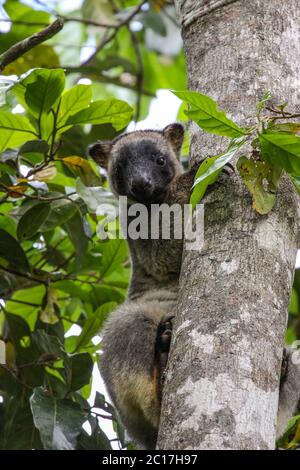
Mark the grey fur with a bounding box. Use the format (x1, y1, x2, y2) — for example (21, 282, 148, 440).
(89, 124, 197, 449)
(277, 347, 300, 440)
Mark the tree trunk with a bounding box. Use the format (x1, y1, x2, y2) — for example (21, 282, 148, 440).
(157, 0, 300, 450)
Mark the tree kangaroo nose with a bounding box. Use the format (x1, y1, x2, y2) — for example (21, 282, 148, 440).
(132, 176, 152, 194)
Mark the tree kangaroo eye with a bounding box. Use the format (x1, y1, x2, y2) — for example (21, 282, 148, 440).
(156, 156, 166, 166)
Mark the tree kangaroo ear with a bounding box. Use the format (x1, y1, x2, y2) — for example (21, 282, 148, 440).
(162, 123, 185, 156)
(87, 141, 113, 169)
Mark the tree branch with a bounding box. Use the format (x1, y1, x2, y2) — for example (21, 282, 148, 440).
(0, 18, 64, 72)
(80, 0, 147, 67)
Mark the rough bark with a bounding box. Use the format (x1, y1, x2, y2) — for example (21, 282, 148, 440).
(0, 18, 64, 72)
(157, 0, 300, 450)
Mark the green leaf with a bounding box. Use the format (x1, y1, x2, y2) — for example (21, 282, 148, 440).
(54, 281, 90, 303)
(173, 91, 247, 138)
(276, 414, 300, 449)
(62, 99, 133, 131)
(73, 302, 117, 352)
(68, 353, 93, 391)
(17, 203, 51, 241)
(62, 156, 101, 187)
(30, 387, 85, 450)
(237, 156, 277, 214)
(41, 200, 77, 232)
(99, 239, 128, 279)
(19, 139, 49, 155)
(0, 228, 30, 271)
(267, 122, 300, 135)
(31, 330, 64, 359)
(0, 402, 43, 450)
(2, 1, 50, 53)
(78, 426, 112, 450)
(13, 69, 65, 118)
(82, 0, 116, 23)
(57, 85, 93, 127)
(76, 178, 115, 213)
(63, 211, 89, 269)
(5, 286, 44, 328)
(3, 45, 59, 77)
(190, 157, 222, 209)
(291, 175, 300, 196)
(190, 139, 244, 208)
(259, 133, 300, 176)
(141, 11, 167, 36)
(0, 111, 37, 152)
(4, 313, 44, 387)
(257, 91, 272, 113)
(91, 285, 125, 308)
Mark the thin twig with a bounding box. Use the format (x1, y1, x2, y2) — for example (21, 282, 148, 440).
(62, 16, 117, 28)
(81, 0, 147, 67)
(54, 253, 75, 271)
(162, 6, 179, 27)
(268, 114, 300, 122)
(0, 16, 117, 28)
(0, 264, 42, 285)
(34, 236, 67, 269)
(0, 364, 33, 390)
(0, 18, 64, 72)
(0, 183, 76, 202)
(61, 65, 155, 97)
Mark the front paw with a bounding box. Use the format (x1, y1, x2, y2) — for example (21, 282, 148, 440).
(157, 315, 173, 352)
(280, 348, 289, 384)
(156, 315, 174, 371)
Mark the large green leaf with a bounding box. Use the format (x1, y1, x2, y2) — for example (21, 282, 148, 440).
(259, 133, 300, 176)
(41, 200, 77, 232)
(31, 330, 64, 360)
(174, 91, 247, 138)
(190, 139, 244, 208)
(17, 203, 51, 241)
(0, 228, 30, 271)
(13, 69, 65, 118)
(73, 302, 117, 352)
(57, 85, 93, 127)
(0, 397, 43, 450)
(5, 285, 44, 328)
(61, 99, 133, 131)
(99, 239, 128, 279)
(91, 285, 125, 307)
(0, 111, 37, 152)
(67, 353, 93, 391)
(30, 387, 85, 450)
(76, 179, 115, 213)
